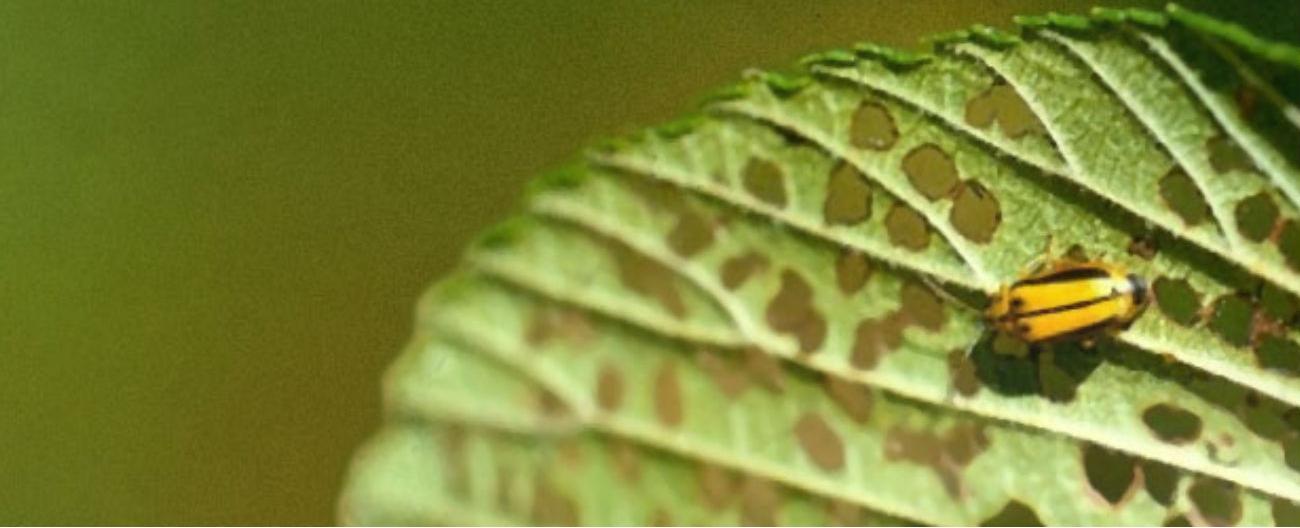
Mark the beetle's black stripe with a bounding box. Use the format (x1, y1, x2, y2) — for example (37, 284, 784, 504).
(1029, 315, 1119, 343)
(1017, 292, 1119, 318)
(1015, 266, 1111, 286)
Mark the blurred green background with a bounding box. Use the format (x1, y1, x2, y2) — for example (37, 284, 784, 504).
(2, 1, 1287, 524)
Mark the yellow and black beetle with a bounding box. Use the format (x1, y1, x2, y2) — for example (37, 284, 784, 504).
(986, 260, 1150, 345)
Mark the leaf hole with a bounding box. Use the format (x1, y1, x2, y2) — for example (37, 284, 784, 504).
(849, 100, 898, 151)
(1187, 477, 1242, 527)
(742, 157, 788, 208)
(884, 203, 930, 251)
(1082, 444, 1140, 507)
(901, 143, 959, 200)
(824, 162, 873, 225)
(1141, 403, 1203, 444)
(1158, 168, 1211, 226)
(950, 180, 1002, 243)
(1152, 276, 1202, 326)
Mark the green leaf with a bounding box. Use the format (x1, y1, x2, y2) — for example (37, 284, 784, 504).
(343, 5, 1300, 526)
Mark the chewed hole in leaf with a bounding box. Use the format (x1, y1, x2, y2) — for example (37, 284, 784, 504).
(609, 440, 641, 484)
(697, 464, 737, 511)
(1282, 435, 1300, 475)
(1158, 168, 1210, 226)
(720, 251, 769, 290)
(1141, 460, 1180, 507)
(696, 349, 750, 397)
(824, 162, 872, 225)
(885, 203, 930, 251)
(898, 280, 946, 331)
(979, 500, 1043, 527)
(609, 241, 687, 318)
(950, 180, 1002, 244)
(835, 250, 873, 295)
(901, 143, 959, 200)
(884, 423, 988, 498)
(743, 157, 789, 208)
(1082, 444, 1140, 506)
(532, 478, 580, 527)
(535, 389, 569, 420)
(1258, 282, 1299, 322)
(766, 269, 828, 354)
(1153, 276, 1202, 326)
(826, 500, 867, 527)
(793, 412, 846, 472)
(1242, 395, 1291, 440)
(963, 82, 1043, 139)
(526, 305, 595, 346)
(851, 315, 906, 370)
(595, 363, 625, 412)
(653, 362, 683, 427)
(666, 208, 715, 257)
(1206, 135, 1257, 174)
(1142, 403, 1204, 444)
(744, 347, 789, 394)
(1280, 220, 1300, 271)
(948, 349, 982, 397)
(1274, 499, 1300, 526)
(1233, 192, 1279, 242)
(1209, 294, 1255, 348)
(739, 476, 783, 526)
(849, 100, 897, 151)
(823, 375, 874, 424)
(1187, 478, 1242, 527)
(1256, 336, 1300, 376)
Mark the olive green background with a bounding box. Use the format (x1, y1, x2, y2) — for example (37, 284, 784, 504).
(1, 1, 1287, 524)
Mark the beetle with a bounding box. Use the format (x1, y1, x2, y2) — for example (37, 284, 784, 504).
(986, 260, 1150, 346)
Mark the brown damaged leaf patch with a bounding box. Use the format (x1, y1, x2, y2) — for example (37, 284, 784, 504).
(902, 143, 960, 201)
(525, 305, 595, 347)
(850, 314, 908, 370)
(964, 82, 1044, 139)
(793, 412, 846, 472)
(744, 347, 788, 394)
(697, 464, 738, 511)
(885, 203, 930, 251)
(720, 251, 770, 290)
(595, 363, 625, 412)
(696, 349, 751, 398)
(743, 157, 789, 208)
(950, 180, 1002, 244)
(835, 250, 874, 295)
(653, 362, 684, 427)
(824, 162, 873, 225)
(898, 280, 946, 331)
(1082, 444, 1141, 507)
(849, 100, 898, 151)
(824, 375, 874, 424)
(765, 269, 828, 354)
(1141, 459, 1180, 507)
(739, 476, 784, 526)
(1142, 403, 1204, 445)
(884, 422, 989, 498)
(666, 208, 716, 257)
(610, 241, 688, 319)
(980, 500, 1044, 527)
(532, 477, 580, 526)
(1187, 477, 1243, 527)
